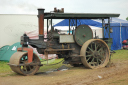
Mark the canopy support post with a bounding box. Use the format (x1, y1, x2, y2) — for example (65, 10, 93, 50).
(102, 19, 104, 38)
(51, 19, 53, 32)
(69, 19, 70, 35)
(47, 19, 48, 34)
(108, 18, 110, 38)
(76, 19, 77, 29)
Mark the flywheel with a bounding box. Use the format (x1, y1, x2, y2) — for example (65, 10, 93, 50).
(80, 39, 110, 69)
(74, 25, 93, 46)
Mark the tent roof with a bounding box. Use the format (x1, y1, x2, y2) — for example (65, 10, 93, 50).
(94, 18, 128, 26)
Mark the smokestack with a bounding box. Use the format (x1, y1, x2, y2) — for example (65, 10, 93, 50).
(38, 8, 45, 40)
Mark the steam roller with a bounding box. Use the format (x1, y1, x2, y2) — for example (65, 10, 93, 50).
(8, 7, 120, 75)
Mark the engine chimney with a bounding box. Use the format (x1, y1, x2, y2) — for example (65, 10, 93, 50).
(38, 8, 45, 40)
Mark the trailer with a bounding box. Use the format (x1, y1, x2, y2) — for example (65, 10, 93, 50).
(8, 8, 120, 75)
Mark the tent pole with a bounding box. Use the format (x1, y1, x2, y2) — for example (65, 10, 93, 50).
(120, 22, 122, 48)
(76, 19, 77, 29)
(102, 19, 104, 38)
(51, 19, 53, 32)
(47, 19, 48, 34)
(108, 18, 110, 38)
(69, 19, 70, 35)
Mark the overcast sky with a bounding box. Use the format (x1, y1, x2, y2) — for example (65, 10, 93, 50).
(0, 0, 127, 20)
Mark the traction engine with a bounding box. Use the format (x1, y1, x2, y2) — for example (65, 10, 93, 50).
(8, 8, 120, 75)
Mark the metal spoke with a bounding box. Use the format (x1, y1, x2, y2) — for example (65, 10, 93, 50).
(23, 66, 26, 71)
(98, 47, 102, 52)
(100, 49, 105, 60)
(86, 51, 90, 53)
(98, 58, 103, 64)
(96, 44, 100, 50)
(102, 55, 106, 60)
(87, 56, 92, 62)
(100, 50, 104, 55)
(86, 55, 93, 57)
(90, 58, 94, 66)
(25, 68, 27, 73)
(99, 55, 103, 58)
(95, 42, 97, 51)
(88, 46, 93, 52)
(28, 66, 31, 71)
(29, 66, 34, 71)
(91, 58, 94, 63)
(93, 60, 96, 66)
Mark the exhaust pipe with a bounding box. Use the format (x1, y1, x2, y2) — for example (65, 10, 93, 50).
(38, 8, 45, 40)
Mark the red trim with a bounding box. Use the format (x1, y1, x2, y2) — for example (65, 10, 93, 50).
(17, 47, 33, 63)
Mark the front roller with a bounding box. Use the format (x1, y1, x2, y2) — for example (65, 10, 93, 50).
(9, 52, 41, 76)
(80, 39, 110, 69)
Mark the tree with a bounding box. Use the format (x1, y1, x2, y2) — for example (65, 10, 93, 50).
(126, 17, 128, 21)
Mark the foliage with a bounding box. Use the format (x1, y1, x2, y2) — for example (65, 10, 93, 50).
(126, 17, 128, 21)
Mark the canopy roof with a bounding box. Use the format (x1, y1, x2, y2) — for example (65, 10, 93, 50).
(44, 13, 120, 19)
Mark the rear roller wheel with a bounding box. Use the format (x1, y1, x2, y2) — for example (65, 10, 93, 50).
(9, 52, 40, 75)
(80, 39, 110, 69)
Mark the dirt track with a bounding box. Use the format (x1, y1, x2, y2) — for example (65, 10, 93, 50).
(0, 59, 128, 85)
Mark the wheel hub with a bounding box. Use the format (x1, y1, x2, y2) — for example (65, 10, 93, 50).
(93, 51, 99, 58)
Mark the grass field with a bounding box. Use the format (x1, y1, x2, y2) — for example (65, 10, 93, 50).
(111, 50, 128, 61)
(0, 50, 128, 74)
(39, 58, 64, 72)
(0, 61, 12, 73)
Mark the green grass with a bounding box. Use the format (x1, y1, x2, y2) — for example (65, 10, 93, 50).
(39, 58, 64, 72)
(0, 61, 12, 73)
(111, 50, 128, 61)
